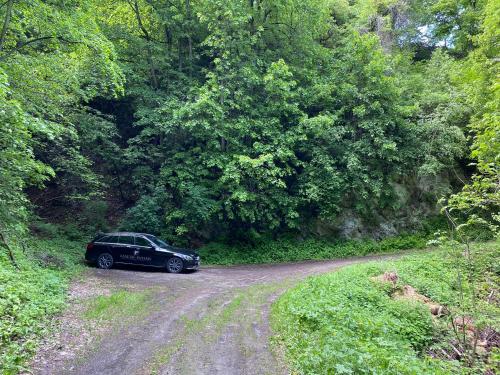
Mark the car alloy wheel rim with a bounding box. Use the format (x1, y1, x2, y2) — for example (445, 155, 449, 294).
(98, 254, 112, 268)
(169, 258, 182, 272)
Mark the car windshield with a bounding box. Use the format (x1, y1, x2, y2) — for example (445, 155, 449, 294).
(146, 235, 169, 248)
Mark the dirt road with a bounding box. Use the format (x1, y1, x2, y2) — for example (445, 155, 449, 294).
(29, 255, 396, 375)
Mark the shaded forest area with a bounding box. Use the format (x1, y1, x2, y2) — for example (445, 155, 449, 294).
(0, 0, 498, 246)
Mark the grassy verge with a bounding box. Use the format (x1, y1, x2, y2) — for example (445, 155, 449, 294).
(199, 233, 427, 265)
(271, 240, 500, 374)
(0, 236, 84, 374)
(84, 290, 152, 321)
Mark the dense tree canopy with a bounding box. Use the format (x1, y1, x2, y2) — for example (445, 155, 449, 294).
(0, 0, 497, 244)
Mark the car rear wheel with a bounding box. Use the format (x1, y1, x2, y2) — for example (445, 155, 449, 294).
(166, 257, 183, 273)
(97, 252, 114, 269)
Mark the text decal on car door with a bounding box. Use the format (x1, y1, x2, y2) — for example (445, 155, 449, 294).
(120, 254, 152, 262)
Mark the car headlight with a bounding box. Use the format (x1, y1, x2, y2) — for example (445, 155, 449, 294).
(177, 254, 193, 261)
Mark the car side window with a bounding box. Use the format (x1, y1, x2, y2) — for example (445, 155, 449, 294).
(119, 236, 135, 245)
(135, 237, 151, 247)
(97, 236, 110, 243)
(107, 236, 120, 244)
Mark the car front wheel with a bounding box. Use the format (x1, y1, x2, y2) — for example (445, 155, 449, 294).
(97, 252, 114, 269)
(166, 257, 183, 273)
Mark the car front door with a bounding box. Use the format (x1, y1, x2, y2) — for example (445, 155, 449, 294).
(134, 236, 158, 266)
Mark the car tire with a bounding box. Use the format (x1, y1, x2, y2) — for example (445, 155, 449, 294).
(97, 252, 114, 269)
(166, 257, 183, 273)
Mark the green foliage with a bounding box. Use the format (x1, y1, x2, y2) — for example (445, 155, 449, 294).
(111, 0, 471, 242)
(79, 200, 110, 233)
(117, 13, 467, 242)
(199, 233, 427, 265)
(31, 221, 89, 242)
(0, 236, 83, 374)
(0, 1, 497, 372)
(271, 241, 500, 374)
(445, 0, 499, 227)
(1, 0, 490, 243)
(0, 70, 53, 234)
(0, 0, 124, 238)
(120, 193, 167, 236)
(430, 0, 486, 54)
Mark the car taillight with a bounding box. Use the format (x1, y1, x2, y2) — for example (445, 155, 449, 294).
(86, 243, 94, 251)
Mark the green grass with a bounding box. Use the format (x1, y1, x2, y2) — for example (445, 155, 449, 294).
(0, 236, 84, 375)
(84, 290, 152, 321)
(199, 233, 427, 265)
(271, 241, 500, 374)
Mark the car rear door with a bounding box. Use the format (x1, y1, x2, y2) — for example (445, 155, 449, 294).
(95, 235, 120, 257)
(116, 235, 138, 264)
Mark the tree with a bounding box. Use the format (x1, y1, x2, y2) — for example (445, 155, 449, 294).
(0, 0, 124, 225)
(446, 0, 499, 229)
(0, 69, 53, 263)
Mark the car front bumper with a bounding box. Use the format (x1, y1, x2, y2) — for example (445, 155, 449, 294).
(184, 258, 200, 270)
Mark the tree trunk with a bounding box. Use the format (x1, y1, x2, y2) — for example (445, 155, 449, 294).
(0, 231, 19, 270)
(165, 26, 173, 52)
(147, 45, 159, 89)
(186, 0, 193, 77)
(131, 0, 158, 89)
(0, 0, 14, 52)
(178, 37, 183, 71)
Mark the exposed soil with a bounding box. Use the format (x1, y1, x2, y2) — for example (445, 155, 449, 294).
(28, 255, 401, 375)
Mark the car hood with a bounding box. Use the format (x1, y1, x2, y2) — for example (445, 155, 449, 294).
(159, 245, 198, 257)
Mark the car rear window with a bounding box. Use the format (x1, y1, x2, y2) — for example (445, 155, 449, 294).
(96, 236, 120, 243)
(107, 236, 120, 243)
(92, 234, 106, 242)
(135, 237, 151, 247)
(119, 236, 135, 245)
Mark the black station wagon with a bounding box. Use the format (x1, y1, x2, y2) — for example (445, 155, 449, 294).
(85, 232, 200, 273)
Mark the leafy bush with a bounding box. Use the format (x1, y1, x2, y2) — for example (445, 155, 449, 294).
(31, 221, 88, 242)
(79, 200, 109, 233)
(120, 194, 166, 236)
(199, 233, 427, 265)
(271, 241, 500, 374)
(30, 221, 60, 239)
(0, 237, 83, 374)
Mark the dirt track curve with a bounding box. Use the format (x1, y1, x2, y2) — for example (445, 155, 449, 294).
(29, 254, 399, 375)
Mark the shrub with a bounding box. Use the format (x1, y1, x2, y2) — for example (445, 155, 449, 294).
(0, 237, 83, 374)
(198, 233, 427, 265)
(120, 195, 166, 236)
(79, 200, 109, 233)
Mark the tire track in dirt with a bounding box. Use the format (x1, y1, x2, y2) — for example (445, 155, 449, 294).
(29, 254, 404, 375)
